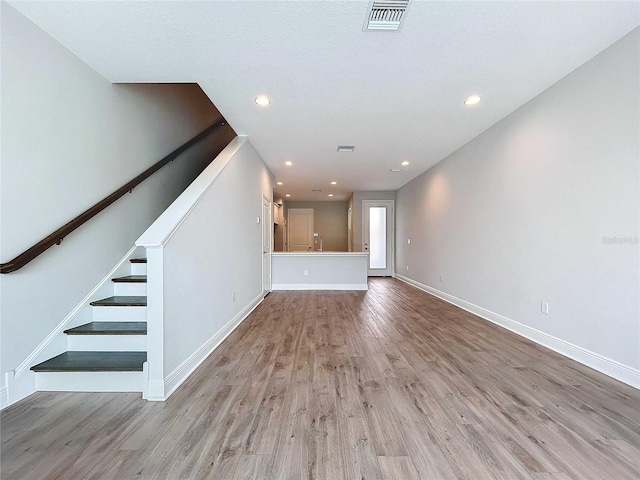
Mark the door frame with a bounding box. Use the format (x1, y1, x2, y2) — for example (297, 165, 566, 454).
(262, 195, 272, 295)
(362, 200, 394, 276)
(348, 207, 353, 252)
(287, 208, 315, 252)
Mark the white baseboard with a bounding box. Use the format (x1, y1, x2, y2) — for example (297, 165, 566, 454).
(0, 386, 7, 410)
(3, 370, 38, 410)
(163, 292, 265, 399)
(395, 274, 640, 389)
(272, 283, 368, 291)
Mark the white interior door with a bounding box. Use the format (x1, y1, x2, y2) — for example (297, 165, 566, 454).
(262, 196, 272, 294)
(363, 200, 394, 276)
(288, 208, 314, 251)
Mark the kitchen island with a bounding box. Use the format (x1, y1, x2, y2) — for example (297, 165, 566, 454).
(271, 252, 368, 290)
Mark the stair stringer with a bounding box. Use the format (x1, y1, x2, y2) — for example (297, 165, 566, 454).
(2, 245, 143, 409)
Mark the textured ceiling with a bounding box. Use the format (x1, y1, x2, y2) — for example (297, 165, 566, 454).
(9, 1, 640, 201)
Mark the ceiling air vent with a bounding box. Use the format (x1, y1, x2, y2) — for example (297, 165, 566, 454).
(337, 145, 355, 152)
(364, 0, 409, 31)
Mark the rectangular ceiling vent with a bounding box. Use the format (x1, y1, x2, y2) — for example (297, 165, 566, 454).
(337, 145, 355, 152)
(364, 0, 409, 31)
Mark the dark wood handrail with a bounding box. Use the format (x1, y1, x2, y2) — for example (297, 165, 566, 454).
(1, 119, 228, 274)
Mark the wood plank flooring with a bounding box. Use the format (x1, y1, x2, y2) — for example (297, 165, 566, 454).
(2, 278, 639, 479)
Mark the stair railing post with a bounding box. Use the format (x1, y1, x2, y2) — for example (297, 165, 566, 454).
(143, 246, 165, 400)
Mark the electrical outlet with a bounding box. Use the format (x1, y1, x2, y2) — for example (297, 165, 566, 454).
(304, 269, 309, 276)
(440, 275, 444, 283)
(407, 238, 411, 245)
(406, 265, 409, 270)
(232, 292, 236, 302)
(541, 301, 549, 314)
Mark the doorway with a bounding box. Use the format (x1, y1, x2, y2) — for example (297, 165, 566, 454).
(348, 207, 352, 252)
(262, 195, 272, 294)
(288, 208, 314, 251)
(362, 200, 394, 276)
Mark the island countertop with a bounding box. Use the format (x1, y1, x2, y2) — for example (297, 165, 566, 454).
(271, 251, 368, 256)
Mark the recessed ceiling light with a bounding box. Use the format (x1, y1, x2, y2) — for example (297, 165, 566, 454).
(337, 145, 355, 152)
(390, 168, 401, 172)
(401, 161, 410, 166)
(328, 194, 334, 197)
(284, 161, 293, 166)
(285, 193, 291, 197)
(255, 95, 270, 106)
(464, 94, 482, 106)
(330, 181, 337, 185)
(276, 181, 283, 185)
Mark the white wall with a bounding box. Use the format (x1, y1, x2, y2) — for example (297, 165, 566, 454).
(0, 3, 234, 398)
(161, 139, 273, 382)
(396, 29, 639, 382)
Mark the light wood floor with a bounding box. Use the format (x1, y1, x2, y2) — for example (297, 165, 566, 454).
(2, 278, 639, 479)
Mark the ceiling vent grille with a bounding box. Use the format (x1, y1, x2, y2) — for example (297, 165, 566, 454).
(365, 0, 409, 31)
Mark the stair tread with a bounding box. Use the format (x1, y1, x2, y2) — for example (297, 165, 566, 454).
(90, 296, 147, 307)
(64, 322, 147, 335)
(112, 275, 147, 283)
(130, 258, 147, 263)
(31, 351, 146, 372)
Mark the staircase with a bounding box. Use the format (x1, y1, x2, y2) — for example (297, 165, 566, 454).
(31, 257, 148, 394)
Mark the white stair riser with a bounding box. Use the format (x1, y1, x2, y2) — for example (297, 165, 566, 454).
(35, 371, 143, 392)
(130, 263, 147, 275)
(93, 306, 146, 321)
(67, 335, 147, 352)
(113, 282, 147, 296)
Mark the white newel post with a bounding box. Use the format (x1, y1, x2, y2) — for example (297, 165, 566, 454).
(143, 246, 165, 400)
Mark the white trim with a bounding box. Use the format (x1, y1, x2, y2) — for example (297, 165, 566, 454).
(395, 274, 640, 389)
(136, 136, 248, 248)
(34, 371, 144, 392)
(13, 246, 137, 378)
(3, 370, 36, 410)
(67, 334, 146, 351)
(144, 246, 165, 401)
(92, 305, 147, 321)
(262, 194, 272, 295)
(272, 283, 369, 291)
(0, 386, 7, 410)
(146, 380, 166, 402)
(142, 362, 149, 400)
(163, 293, 265, 400)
